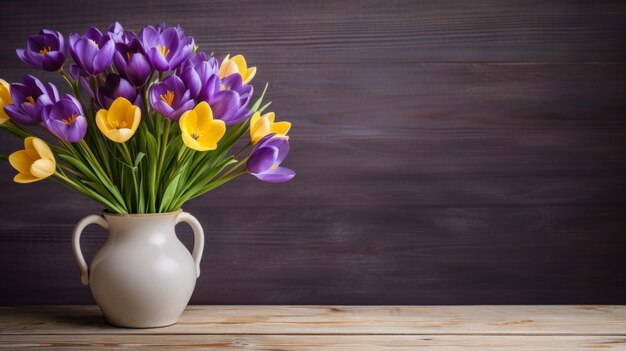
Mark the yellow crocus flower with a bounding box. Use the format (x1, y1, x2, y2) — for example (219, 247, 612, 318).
(249, 111, 291, 144)
(95, 97, 141, 143)
(219, 54, 257, 85)
(0, 79, 12, 124)
(179, 101, 225, 151)
(9, 137, 56, 183)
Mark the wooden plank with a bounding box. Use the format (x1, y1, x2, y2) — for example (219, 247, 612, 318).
(1, 335, 625, 350)
(0, 0, 625, 64)
(1, 306, 624, 335)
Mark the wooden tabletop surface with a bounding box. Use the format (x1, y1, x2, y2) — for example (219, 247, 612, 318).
(0, 305, 625, 350)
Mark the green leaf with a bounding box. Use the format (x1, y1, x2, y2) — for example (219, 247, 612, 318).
(249, 83, 269, 113)
(159, 173, 181, 212)
(178, 158, 237, 207)
(145, 130, 158, 213)
(257, 101, 272, 114)
(134, 152, 146, 169)
(58, 154, 98, 181)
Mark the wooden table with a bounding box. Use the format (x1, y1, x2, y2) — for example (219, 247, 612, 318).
(0, 306, 624, 350)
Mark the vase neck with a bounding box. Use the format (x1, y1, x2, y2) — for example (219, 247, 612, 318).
(102, 212, 180, 240)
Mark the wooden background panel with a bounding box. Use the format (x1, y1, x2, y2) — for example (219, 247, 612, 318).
(0, 0, 625, 304)
(0, 0, 625, 64)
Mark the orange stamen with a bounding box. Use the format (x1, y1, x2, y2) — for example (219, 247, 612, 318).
(160, 90, 175, 107)
(62, 113, 78, 126)
(25, 96, 36, 105)
(157, 45, 170, 57)
(39, 46, 53, 55)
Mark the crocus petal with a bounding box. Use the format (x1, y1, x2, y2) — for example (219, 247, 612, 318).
(92, 40, 115, 73)
(273, 137, 291, 165)
(247, 146, 279, 174)
(196, 120, 225, 150)
(16, 49, 33, 66)
(126, 53, 151, 86)
(105, 128, 136, 143)
(242, 67, 257, 85)
(272, 121, 291, 136)
(210, 90, 239, 122)
(108, 96, 132, 121)
(169, 99, 195, 120)
(181, 66, 202, 98)
(0, 79, 11, 123)
(148, 48, 169, 71)
(30, 158, 56, 178)
(31, 137, 55, 161)
(250, 111, 270, 143)
(4, 105, 38, 125)
(141, 26, 160, 47)
(8, 150, 33, 175)
(96, 109, 111, 133)
(41, 51, 65, 71)
(63, 116, 88, 142)
(14, 173, 41, 183)
(254, 166, 295, 183)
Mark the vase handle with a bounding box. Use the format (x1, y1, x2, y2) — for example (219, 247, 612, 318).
(176, 212, 205, 278)
(72, 214, 108, 285)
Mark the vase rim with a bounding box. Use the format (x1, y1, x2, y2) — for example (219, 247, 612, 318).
(102, 209, 183, 217)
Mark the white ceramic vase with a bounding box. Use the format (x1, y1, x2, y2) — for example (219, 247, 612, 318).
(72, 210, 204, 328)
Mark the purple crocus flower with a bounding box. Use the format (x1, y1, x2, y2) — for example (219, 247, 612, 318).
(141, 24, 194, 71)
(69, 27, 115, 76)
(179, 56, 219, 99)
(178, 51, 214, 73)
(148, 74, 194, 120)
(197, 73, 252, 125)
(4, 75, 59, 125)
(97, 74, 140, 109)
(246, 134, 295, 183)
(42, 95, 87, 142)
(220, 73, 253, 124)
(107, 22, 133, 44)
(113, 38, 152, 87)
(16, 29, 66, 71)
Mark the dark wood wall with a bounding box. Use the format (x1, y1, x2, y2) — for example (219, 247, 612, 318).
(0, 0, 625, 305)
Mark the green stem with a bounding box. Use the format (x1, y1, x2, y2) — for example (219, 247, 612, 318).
(217, 157, 249, 180)
(78, 140, 127, 211)
(3, 121, 31, 139)
(155, 118, 171, 194)
(53, 172, 124, 213)
(79, 140, 109, 181)
(233, 142, 252, 160)
(166, 147, 193, 184)
(121, 142, 139, 210)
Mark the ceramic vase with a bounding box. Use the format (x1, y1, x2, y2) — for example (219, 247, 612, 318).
(72, 210, 204, 328)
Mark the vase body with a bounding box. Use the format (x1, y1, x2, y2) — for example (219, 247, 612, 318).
(72, 211, 204, 328)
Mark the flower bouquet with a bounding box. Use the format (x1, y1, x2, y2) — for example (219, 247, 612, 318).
(1, 22, 294, 213)
(0, 22, 294, 328)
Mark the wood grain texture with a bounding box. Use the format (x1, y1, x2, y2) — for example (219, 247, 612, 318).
(2, 305, 625, 335)
(1, 0, 626, 304)
(2, 335, 626, 350)
(0, 306, 625, 350)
